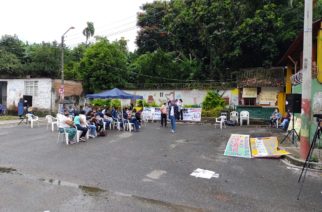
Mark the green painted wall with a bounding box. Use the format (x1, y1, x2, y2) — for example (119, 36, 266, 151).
(292, 79, 322, 142)
(236, 106, 276, 121)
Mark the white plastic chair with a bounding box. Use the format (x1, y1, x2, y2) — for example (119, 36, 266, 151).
(215, 115, 227, 130)
(124, 122, 135, 132)
(103, 121, 112, 131)
(45, 115, 58, 132)
(57, 128, 70, 145)
(240, 111, 250, 126)
(112, 119, 122, 130)
(76, 129, 88, 142)
(230, 111, 239, 124)
(56, 114, 76, 145)
(25, 114, 39, 128)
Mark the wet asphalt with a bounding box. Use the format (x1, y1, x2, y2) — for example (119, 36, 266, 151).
(0, 122, 321, 212)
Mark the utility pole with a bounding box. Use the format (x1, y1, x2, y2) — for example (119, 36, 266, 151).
(300, 0, 313, 159)
(59, 26, 75, 113)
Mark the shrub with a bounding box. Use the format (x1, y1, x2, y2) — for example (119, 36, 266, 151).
(90, 99, 111, 107)
(111, 99, 121, 108)
(184, 104, 200, 108)
(202, 91, 226, 110)
(201, 106, 223, 117)
(136, 99, 159, 107)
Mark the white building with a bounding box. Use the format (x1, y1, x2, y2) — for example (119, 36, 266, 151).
(0, 78, 83, 113)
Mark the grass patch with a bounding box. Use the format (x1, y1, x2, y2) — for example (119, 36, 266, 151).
(0, 116, 19, 121)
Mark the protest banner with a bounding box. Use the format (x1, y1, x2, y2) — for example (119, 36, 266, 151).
(143, 107, 202, 122)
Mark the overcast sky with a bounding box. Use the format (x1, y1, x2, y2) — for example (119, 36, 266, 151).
(0, 0, 155, 51)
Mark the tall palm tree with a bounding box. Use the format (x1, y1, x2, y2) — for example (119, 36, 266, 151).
(83, 22, 95, 46)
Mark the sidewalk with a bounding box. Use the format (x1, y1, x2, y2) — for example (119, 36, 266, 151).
(276, 130, 322, 170)
(0, 117, 46, 127)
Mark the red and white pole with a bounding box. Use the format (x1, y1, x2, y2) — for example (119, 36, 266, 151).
(300, 0, 313, 159)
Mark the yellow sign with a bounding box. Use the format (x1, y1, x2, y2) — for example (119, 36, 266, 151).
(242, 88, 257, 98)
(259, 90, 278, 104)
(250, 137, 290, 158)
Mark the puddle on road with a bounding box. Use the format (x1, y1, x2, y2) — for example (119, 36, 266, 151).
(79, 185, 106, 196)
(132, 195, 203, 212)
(0, 167, 16, 174)
(39, 178, 106, 197)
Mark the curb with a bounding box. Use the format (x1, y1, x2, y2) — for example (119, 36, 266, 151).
(281, 153, 322, 170)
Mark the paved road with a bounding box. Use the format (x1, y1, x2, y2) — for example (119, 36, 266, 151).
(0, 123, 321, 211)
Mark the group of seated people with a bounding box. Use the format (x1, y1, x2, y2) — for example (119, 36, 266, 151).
(58, 106, 142, 144)
(270, 108, 291, 131)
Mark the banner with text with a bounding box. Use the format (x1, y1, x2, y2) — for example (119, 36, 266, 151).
(142, 107, 202, 122)
(250, 137, 290, 158)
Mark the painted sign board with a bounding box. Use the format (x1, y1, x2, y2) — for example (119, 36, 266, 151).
(250, 137, 290, 158)
(224, 134, 251, 158)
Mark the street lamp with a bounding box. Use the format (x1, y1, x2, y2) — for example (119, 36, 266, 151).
(59, 26, 75, 113)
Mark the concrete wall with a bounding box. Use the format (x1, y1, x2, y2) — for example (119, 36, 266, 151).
(292, 79, 322, 141)
(4, 78, 52, 110)
(125, 89, 239, 107)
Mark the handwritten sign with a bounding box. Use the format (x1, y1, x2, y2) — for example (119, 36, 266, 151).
(250, 137, 290, 158)
(258, 90, 278, 104)
(224, 134, 251, 158)
(242, 88, 257, 98)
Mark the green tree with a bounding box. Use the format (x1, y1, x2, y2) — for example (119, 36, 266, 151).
(78, 38, 129, 92)
(64, 43, 87, 80)
(0, 49, 22, 75)
(83, 22, 95, 46)
(130, 49, 200, 85)
(0, 34, 25, 62)
(136, 1, 172, 54)
(24, 42, 61, 77)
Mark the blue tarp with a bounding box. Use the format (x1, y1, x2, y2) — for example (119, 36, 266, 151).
(86, 88, 143, 100)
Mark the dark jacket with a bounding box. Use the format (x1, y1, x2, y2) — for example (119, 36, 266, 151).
(168, 104, 179, 119)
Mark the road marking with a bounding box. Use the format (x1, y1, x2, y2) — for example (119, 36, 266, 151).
(190, 168, 219, 179)
(146, 170, 167, 180)
(170, 144, 178, 149)
(175, 139, 187, 143)
(142, 178, 154, 182)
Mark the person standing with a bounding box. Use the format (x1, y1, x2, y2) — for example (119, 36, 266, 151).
(178, 99, 183, 120)
(169, 101, 178, 133)
(160, 103, 167, 127)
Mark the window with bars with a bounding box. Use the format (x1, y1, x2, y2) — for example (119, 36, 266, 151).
(24, 81, 38, 97)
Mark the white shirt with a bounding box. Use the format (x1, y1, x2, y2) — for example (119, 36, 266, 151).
(170, 106, 174, 116)
(58, 115, 71, 128)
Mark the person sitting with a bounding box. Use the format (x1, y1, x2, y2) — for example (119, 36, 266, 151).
(58, 111, 77, 144)
(270, 108, 281, 127)
(133, 109, 142, 127)
(280, 110, 291, 131)
(103, 112, 113, 130)
(80, 110, 97, 138)
(74, 112, 88, 141)
(129, 109, 140, 132)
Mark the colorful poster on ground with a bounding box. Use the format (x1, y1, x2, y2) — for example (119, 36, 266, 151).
(250, 137, 290, 158)
(224, 134, 251, 158)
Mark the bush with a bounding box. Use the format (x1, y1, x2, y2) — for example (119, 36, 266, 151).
(184, 104, 200, 108)
(202, 91, 226, 110)
(201, 106, 223, 117)
(90, 99, 111, 107)
(136, 99, 159, 107)
(111, 99, 121, 108)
